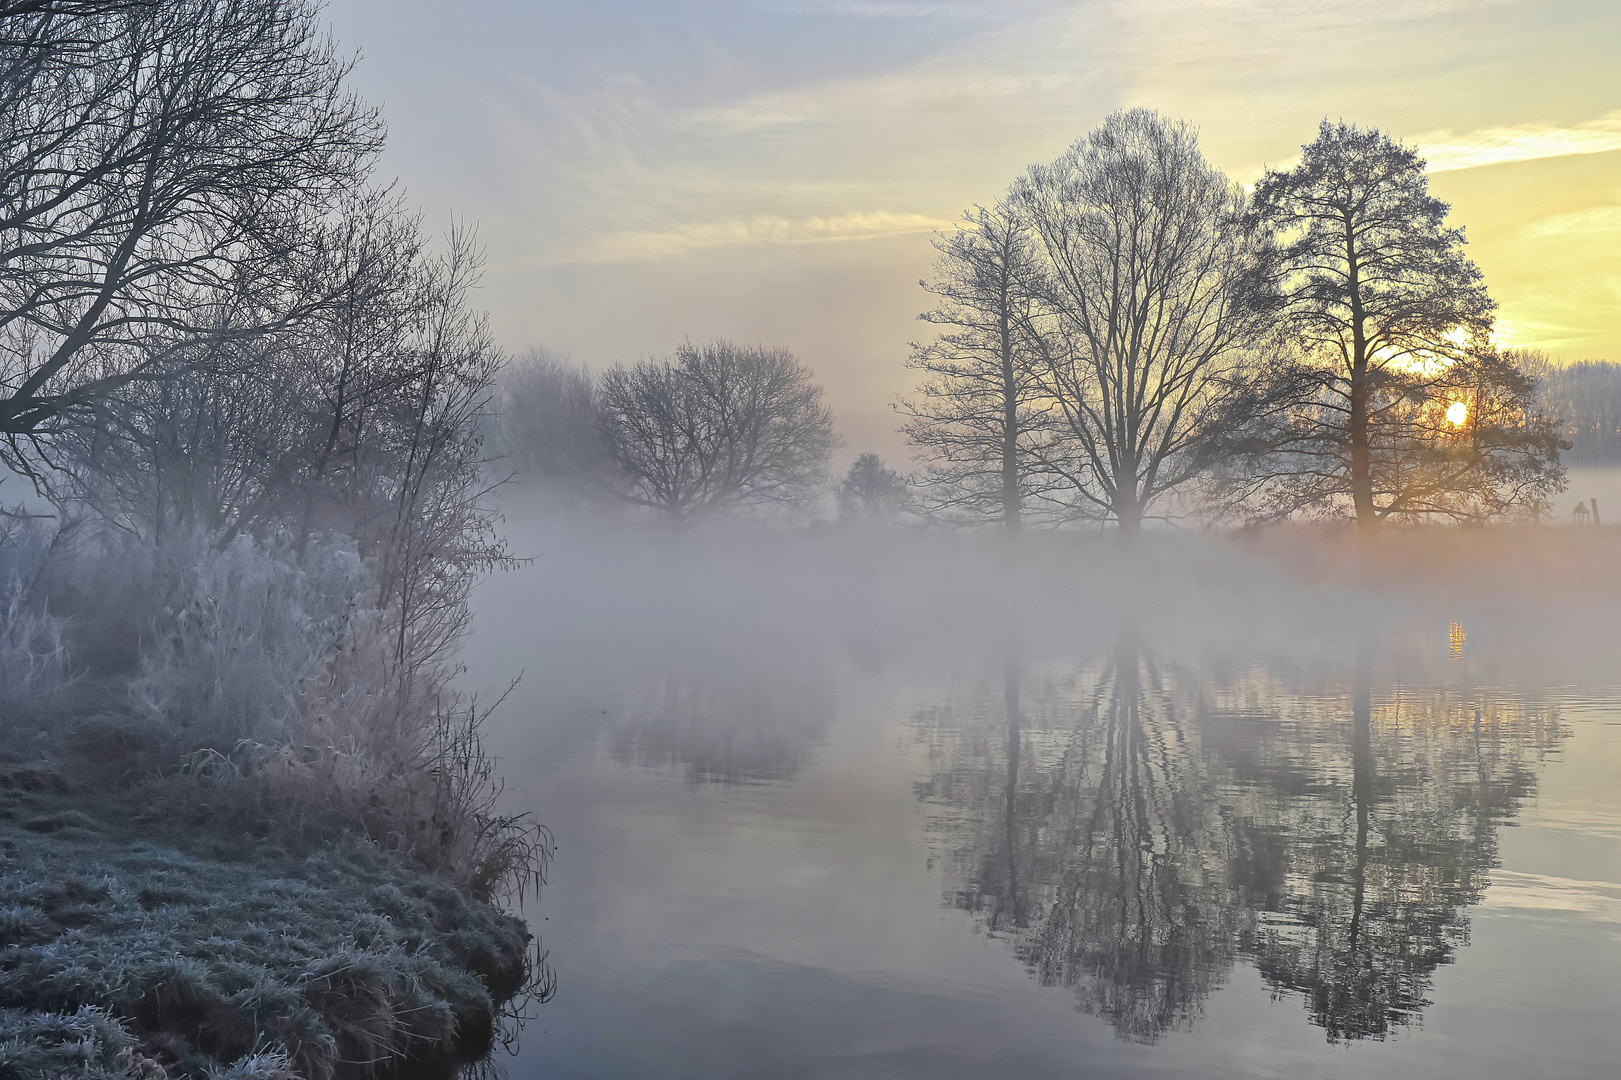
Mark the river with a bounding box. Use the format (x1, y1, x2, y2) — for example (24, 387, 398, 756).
(465, 512, 1621, 1079)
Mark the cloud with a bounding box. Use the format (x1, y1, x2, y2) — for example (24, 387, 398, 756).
(1519, 205, 1621, 240)
(1417, 110, 1621, 172)
(556, 210, 953, 263)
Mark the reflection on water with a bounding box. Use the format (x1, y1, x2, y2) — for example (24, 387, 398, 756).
(609, 652, 835, 784)
(916, 631, 1565, 1044)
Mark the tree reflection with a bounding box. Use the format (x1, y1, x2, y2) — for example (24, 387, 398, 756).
(916, 631, 1562, 1043)
(1228, 653, 1557, 1040)
(610, 654, 834, 784)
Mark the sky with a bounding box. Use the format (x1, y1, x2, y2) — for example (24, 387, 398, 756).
(322, 0, 1621, 463)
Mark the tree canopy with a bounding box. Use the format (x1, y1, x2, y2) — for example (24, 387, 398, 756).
(599, 341, 835, 527)
(1240, 120, 1561, 524)
(0, 0, 381, 474)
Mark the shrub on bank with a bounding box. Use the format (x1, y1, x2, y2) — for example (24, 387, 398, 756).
(0, 517, 548, 1079)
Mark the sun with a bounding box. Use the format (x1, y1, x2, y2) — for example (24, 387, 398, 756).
(1446, 401, 1469, 427)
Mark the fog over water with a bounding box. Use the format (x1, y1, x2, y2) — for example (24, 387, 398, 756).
(462, 496, 1621, 1079)
(5, 5, 1618, 1075)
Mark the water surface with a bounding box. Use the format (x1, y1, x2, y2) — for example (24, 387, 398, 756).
(468, 519, 1621, 1079)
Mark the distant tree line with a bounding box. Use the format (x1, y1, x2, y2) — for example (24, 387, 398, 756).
(510, 110, 1580, 537)
(1524, 358, 1621, 466)
(487, 339, 841, 529)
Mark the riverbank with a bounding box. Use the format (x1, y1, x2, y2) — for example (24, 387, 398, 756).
(0, 521, 548, 1080)
(0, 757, 535, 1080)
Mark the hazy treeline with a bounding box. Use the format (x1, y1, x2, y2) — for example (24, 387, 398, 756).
(0, 0, 541, 901)
(492, 110, 1597, 536)
(487, 341, 844, 528)
(1526, 358, 1621, 465)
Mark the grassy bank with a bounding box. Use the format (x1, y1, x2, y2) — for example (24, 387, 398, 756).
(0, 756, 538, 1080)
(0, 519, 548, 1080)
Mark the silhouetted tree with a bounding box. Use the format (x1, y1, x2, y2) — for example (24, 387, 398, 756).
(836, 452, 909, 521)
(0, 0, 382, 476)
(598, 341, 835, 527)
(899, 202, 1061, 530)
(1242, 121, 1560, 525)
(1014, 109, 1276, 536)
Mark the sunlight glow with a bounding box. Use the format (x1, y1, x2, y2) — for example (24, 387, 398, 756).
(1446, 401, 1470, 427)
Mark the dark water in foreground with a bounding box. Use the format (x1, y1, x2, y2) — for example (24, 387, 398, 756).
(467, 522, 1621, 1079)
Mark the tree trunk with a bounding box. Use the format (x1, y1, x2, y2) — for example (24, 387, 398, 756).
(1114, 467, 1142, 539)
(1000, 294, 1022, 534)
(1001, 373, 1022, 534)
(1349, 361, 1376, 529)
(1116, 499, 1142, 538)
(1346, 222, 1377, 531)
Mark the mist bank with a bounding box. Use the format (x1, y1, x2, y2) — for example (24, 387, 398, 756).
(467, 495, 1620, 1076)
(471, 495, 1621, 728)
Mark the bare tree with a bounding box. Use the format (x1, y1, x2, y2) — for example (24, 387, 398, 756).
(836, 452, 909, 522)
(1015, 109, 1275, 536)
(56, 210, 511, 662)
(0, 0, 381, 473)
(599, 340, 835, 527)
(489, 347, 608, 501)
(1242, 121, 1558, 526)
(899, 202, 1060, 531)
(362, 227, 508, 673)
(54, 190, 427, 546)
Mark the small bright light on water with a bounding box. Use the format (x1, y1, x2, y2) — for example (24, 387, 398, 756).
(1447, 401, 1469, 426)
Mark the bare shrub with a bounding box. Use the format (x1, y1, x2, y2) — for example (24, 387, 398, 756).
(0, 583, 70, 715)
(128, 532, 366, 750)
(260, 619, 551, 904)
(0, 513, 72, 714)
